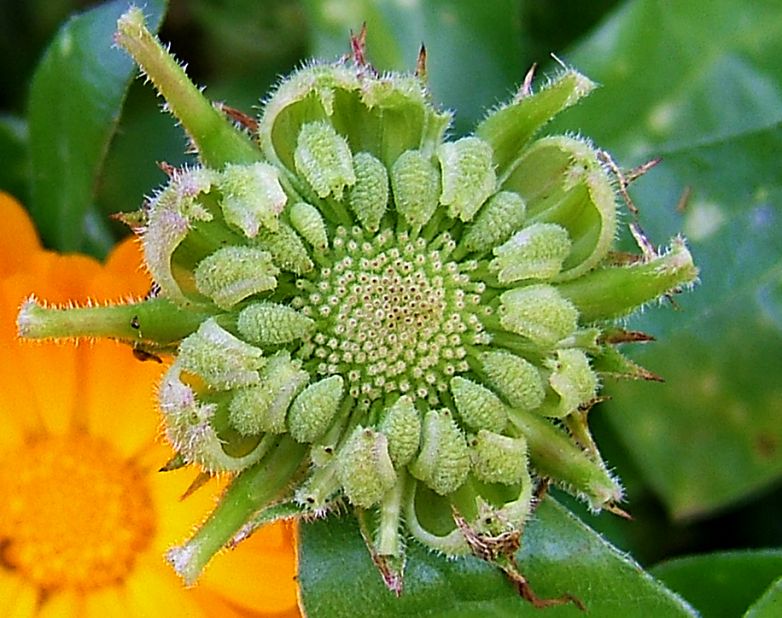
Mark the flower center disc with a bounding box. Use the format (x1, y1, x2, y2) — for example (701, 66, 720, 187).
(299, 228, 487, 406)
(0, 434, 155, 590)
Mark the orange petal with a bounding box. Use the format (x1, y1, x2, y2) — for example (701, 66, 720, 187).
(83, 585, 127, 618)
(27, 252, 103, 305)
(99, 236, 152, 299)
(0, 277, 38, 443)
(0, 193, 41, 277)
(10, 247, 141, 437)
(185, 588, 259, 618)
(2, 270, 78, 436)
(82, 339, 164, 458)
(199, 521, 300, 615)
(0, 570, 39, 618)
(125, 556, 207, 618)
(36, 589, 81, 618)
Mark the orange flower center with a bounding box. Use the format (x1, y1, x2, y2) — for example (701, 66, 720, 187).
(0, 433, 155, 590)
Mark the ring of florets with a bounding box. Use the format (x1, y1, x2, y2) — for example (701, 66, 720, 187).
(294, 226, 489, 407)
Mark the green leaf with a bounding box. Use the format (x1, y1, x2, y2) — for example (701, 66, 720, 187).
(301, 0, 525, 132)
(553, 0, 782, 156)
(298, 498, 697, 617)
(0, 116, 28, 203)
(745, 576, 782, 618)
(553, 0, 782, 518)
(650, 550, 782, 618)
(28, 0, 167, 252)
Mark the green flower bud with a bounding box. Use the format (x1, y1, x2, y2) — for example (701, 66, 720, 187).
(378, 396, 421, 468)
(294, 121, 356, 199)
(348, 152, 389, 232)
(194, 246, 279, 310)
(450, 376, 508, 433)
(237, 302, 315, 345)
(438, 136, 496, 222)
(288, 375, 345, 443)
(229, 352, 309, 435)
(409, 410, 471, 495)
(337, 427, 397, 508)
(254, 221, 314, 274)
(390, 149, 440, 230)
(478, 350, 545, 411)
(289, 201, 329, 252)
(459, 191, 526, 255)
(218, 162, 287, 237)
(178, 318, 264, 390)
(490, 223, 571, 283)
(499, 284, 579, 347)
(546, 349, 599, 418)
(470, 430, 528, 485)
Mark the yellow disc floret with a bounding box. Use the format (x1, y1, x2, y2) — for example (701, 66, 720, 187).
(0, 434, 155, 590)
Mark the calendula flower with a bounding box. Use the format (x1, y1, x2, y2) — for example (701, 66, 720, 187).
(1, 193, 299, 617)
(19, 8, 698, 605)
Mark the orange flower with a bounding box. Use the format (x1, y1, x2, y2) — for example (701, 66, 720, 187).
(0, 193, 300, 617)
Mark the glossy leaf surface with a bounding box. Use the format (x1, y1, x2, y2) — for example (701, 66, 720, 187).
(28, 0, 166, 251)
(651, 551, 782, 617)
(299, 499, 697, 617)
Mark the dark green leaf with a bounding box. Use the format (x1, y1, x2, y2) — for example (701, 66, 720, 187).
(650, 550, 782, 618)
(551, 0, 782, 518)
(302, 0, 526, 133)
(0, 116, 28, 203)
(745, 576, 782, 618)
(298, 498, 696, 617)
(28, 0, 166, 252)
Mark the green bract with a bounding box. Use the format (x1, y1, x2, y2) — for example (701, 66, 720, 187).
(17, 8, 699, 603)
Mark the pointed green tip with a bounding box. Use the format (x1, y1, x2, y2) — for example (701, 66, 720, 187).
(563, 68, 597, 103)
(558, 237, 699, 322)
(166, 543, 201, 587)
(115, 5, 146, 38)
(115, 7, 261, 167)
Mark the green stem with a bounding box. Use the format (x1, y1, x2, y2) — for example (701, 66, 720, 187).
(421, 208, 445, 242)
(468, 262, 502, 288)
(115, 8, 261, 167)
(297, 458, 341, 508)
(508, 406, 622, 510)
(482, 330, 546, 363)
(17, 297, 212, 345)
(167, 435, 307, 584)
(325, 197, 355, 229)
(377, 474, 405, 556)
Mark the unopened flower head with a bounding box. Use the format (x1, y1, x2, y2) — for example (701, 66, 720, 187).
(18, 8, 698, 600)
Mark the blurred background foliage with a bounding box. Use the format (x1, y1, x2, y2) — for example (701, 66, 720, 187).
(2, 0, 780, 615)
